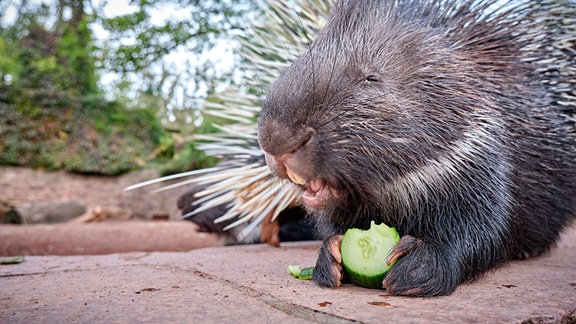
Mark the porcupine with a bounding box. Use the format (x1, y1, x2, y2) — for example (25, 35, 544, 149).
(258, 0, 576, 296)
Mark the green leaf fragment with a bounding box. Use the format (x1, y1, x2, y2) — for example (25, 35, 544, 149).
(0, 256, 25, 265)
(288, 264, 314, 280)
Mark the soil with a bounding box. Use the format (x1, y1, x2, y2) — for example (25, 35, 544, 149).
(0, 166, 225, 256)
(0, 166, 184, 221)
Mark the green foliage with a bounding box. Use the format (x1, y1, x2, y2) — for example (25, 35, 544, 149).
(0, 92, 173, 175)
(152, 110, 235, 175)
(95, 0, 262, 128)
(0, 0, 184, 175)
(156, 142, 218, 176)
(0, 37, 18, 84)
(0, 0, 267, 176)
(13, 22, 99, 96)
(99, 0, 257, 75)
(55, 19, 100, 95)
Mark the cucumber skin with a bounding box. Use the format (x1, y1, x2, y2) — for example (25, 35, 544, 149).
(345, 268, 386, 289)
(341, 222, 400, 289)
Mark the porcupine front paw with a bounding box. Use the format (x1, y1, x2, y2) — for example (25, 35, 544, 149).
(312, 235, 344, 287)
(383, 235, 460, 296)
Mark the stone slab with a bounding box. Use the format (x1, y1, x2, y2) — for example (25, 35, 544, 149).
(1, 226, 575, 323)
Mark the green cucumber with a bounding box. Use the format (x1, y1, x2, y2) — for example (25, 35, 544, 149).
(341, 221, 400, 289)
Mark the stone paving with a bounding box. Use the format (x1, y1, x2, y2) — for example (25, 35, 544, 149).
(1, 226, 575, 323)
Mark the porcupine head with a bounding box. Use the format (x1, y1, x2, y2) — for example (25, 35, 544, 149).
(258, 0, 576, 296)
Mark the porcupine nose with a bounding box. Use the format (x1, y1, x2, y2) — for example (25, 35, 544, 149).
(264, 152, 288, 179)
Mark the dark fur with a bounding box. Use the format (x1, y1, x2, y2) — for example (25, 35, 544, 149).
(258, 0, 576, 296)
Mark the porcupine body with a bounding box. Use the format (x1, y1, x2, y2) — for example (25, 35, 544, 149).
(259, 0, 576, 296)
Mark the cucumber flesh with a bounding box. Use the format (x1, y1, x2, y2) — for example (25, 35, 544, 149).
(341, 221, 400, 289)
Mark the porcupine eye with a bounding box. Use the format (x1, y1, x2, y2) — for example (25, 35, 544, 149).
(364, 75, 382, 83)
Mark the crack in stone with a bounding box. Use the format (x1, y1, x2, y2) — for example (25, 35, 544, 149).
(166, 264, 358, 323)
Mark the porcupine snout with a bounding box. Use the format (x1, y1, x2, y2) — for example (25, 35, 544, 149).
(259, 115, 316, 182)
(260, 121, 338, 210)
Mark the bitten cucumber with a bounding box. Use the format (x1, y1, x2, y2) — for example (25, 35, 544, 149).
(341, 221, 400, 289)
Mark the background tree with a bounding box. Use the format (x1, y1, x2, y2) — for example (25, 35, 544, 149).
(93, 0, 259, 125)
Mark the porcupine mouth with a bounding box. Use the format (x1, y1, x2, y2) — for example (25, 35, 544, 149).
(286, 168, 330, 209)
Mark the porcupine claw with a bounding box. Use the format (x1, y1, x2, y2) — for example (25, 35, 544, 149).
(312, 235, 345, 287)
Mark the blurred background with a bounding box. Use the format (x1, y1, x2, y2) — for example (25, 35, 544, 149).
(0, 0, 261, 178)
(0, 0, 265, 252)
(0, 0, 327, 255)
